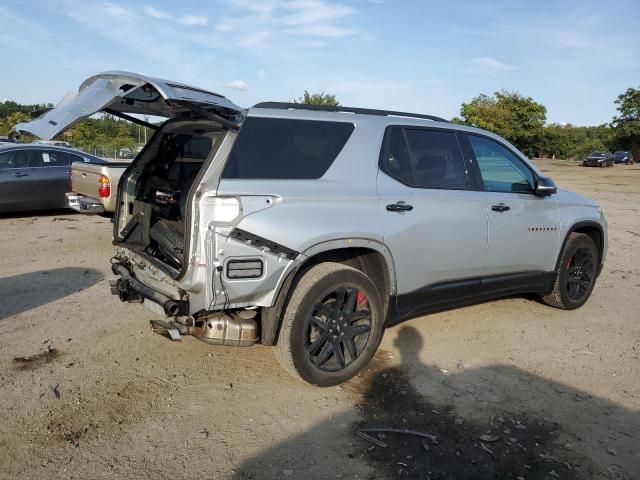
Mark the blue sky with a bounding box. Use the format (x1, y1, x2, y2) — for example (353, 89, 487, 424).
(1, 0, 638, 125)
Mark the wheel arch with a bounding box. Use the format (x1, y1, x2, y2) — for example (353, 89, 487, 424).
(556, 221, 605, 271)
(260, 239, 396, 346)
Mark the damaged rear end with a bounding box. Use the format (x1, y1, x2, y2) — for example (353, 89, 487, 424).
(14, 71, 266, 341)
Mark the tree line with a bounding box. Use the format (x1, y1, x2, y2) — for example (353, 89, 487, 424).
(452, 88, 639, 160)
(0, 101, 150, 154)
(1, 86, 638, 161)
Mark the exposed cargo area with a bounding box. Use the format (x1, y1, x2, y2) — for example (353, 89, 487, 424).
(115, 120, 223, 275)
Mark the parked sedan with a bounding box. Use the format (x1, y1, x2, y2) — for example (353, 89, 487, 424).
(0, 144, 106, 213)
(583, 151, 614, 168)
(613, 151, 633, 164)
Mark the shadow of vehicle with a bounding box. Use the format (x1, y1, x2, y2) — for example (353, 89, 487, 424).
(234, 327, 638, 479)
(0, 208, 77, 220)
(0, 267, 102, 320)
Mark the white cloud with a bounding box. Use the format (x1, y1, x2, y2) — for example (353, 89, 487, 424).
(279, 1, 356, 26)
(143, 6, 207, 26)
(467, 57, 514, 73)
(287, 24, 357, 38)
(215, 0, 360, 43)
(224, 80, 248, 91)
(179, 15, 208, 26)
(101, 2, 135, 21)
(144, 6, 170, 19)
(64, 0, 363, 69)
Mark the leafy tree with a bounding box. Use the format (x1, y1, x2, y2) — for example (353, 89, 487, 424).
(539, 124, 574, 159)
(0, 111, 30, 136)
(611, 87, 640, 161)
(294, 91, 340, 106)
(455, 90, 546, 155)
(1, 99, 147, 153)
(0, 100, 52, 119)
(540, 124, 614, 160)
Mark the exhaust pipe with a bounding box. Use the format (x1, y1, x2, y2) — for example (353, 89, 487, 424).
(111, 263, 188, 317)
(191, 311, 258, 347)
(148, 311, 258, 347)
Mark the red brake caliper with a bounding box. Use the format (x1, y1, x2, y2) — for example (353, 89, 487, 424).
(356, 291, 368, 311)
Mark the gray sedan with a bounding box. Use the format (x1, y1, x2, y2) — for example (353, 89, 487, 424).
(0, 144, 106, 213)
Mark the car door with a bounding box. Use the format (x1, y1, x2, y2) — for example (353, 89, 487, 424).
(464, 133, 560, 277)
(0, 149, 33, 212)
(28, 149, 71, 209)
(377, 126, 488, 319)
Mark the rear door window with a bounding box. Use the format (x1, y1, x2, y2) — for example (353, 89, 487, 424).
(0, 150, 31, 169)
(222, 117, 354, 179)
(380, 127, 468, 189)
(30, 149, 70, 167)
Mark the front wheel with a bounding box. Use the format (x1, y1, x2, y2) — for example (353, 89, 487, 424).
(275, 262, 385, 386)
(541, 233, 598, 309)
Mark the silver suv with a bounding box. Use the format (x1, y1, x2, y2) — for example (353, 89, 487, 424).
(16, 72, 607, 386)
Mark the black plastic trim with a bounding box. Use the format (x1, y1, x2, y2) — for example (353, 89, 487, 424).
(555, 221, 605, 276)
(229, 228, 299, 260)
(226, 259, 264, 279)
(103, 108, 159, 130)
(386, 270, 555, 325)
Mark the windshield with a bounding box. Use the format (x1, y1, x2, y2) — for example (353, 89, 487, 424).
(614, 151, 628, 156)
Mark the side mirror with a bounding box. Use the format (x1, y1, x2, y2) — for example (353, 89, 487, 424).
(535, 176, 557, 196)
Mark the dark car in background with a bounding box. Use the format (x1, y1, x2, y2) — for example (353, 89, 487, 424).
(613, 151, 633, 164)
(0, 144, 106, 213)
(583, 151, 614, 168)
(118, 147, 134, 159)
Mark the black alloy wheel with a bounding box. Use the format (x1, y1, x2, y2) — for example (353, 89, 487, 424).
(542, 232, 599, 310)
(275, 262, 384, 386)
(565, 247, 595, 302)
(305, 287, 372, 372)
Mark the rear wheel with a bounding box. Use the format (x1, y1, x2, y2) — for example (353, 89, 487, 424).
(542, 233, 598, 309)
(275, 262, 384, 386)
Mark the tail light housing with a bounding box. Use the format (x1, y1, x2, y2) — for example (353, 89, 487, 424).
(98, 175, 111, 198)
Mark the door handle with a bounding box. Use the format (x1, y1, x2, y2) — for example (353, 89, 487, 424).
(13, 172, 29, 177)
(386, 202, 413, 212)
(491, 204, 510, 212)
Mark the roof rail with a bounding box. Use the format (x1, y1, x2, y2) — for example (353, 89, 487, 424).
(252, 102, 451, 123)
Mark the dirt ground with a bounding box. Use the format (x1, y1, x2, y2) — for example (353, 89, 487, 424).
(0, 159, 638, 479)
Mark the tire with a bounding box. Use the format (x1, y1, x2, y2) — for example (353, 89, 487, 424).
(541, 233, 598, 310)
(274, 262, 385, 386)
(149, 219, 185, 267)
